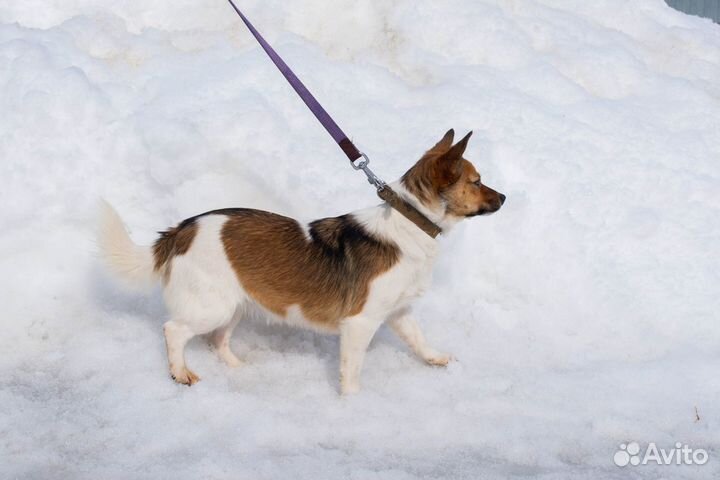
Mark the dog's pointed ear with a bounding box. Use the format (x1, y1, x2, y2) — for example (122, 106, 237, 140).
(446, 131, 472, 160)
(428, 129, 455, 154)
(432, 131, 472, 188)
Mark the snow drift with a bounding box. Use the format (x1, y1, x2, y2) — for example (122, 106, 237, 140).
(1, 0, 719, 478)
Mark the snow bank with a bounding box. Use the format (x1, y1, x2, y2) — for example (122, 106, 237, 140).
(1, 0, 719, 478)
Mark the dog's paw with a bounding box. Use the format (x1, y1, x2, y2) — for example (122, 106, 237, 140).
(341, 385, 360, 395)
(215, 348, 243, 368)
(171, 367, 200, 386)
(223, 354, 243, 368)
(340, 379, 361, 395)
(425, 352, 454, 367)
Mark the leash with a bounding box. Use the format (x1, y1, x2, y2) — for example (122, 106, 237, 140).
(225, 0, 442, 238)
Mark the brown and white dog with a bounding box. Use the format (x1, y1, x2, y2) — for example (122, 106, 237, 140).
(98, 129, 505, 394)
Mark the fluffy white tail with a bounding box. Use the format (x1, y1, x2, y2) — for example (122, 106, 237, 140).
(97, 200, 157, 288)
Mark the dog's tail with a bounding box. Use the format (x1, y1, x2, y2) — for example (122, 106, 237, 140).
(97, 200, 158, 288)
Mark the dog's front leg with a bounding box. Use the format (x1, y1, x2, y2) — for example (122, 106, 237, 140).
(389, 313, 452, 367)
(339, 315, 382, 395)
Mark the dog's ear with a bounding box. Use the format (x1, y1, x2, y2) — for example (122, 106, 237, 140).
(431, 131, 472, 188)
(427, 129, 455, 155)
(447, 131, 472, 159)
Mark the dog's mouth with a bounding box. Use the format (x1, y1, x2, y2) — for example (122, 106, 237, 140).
(467, 194, 505, 217)
(466, 205, 501, 217)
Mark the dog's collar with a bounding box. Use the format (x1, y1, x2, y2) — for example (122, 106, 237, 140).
(377, 186, 442, 238)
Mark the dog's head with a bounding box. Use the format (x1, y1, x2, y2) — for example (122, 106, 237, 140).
(401, 129, 505, 221)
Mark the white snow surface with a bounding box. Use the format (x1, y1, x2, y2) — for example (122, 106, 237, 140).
(1, 0, 720, 478)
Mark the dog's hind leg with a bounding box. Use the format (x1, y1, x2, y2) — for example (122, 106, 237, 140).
(160, 214, 247, 384)
(209, 312, 242, 368)
(163, 321, 200, 385)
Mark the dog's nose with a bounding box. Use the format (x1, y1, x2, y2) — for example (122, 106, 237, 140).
(499, 193, 506, 205)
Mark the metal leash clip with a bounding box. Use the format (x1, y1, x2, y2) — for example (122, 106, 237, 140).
(351, 153, 387, 191)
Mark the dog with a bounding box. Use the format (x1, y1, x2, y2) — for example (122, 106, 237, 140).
(98, 129, 505, 394)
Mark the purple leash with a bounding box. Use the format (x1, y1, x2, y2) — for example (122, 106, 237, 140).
(226, 0, 362, 162)
(225, 1, 443, 238)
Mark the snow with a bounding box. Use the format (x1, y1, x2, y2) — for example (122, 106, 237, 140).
(1, 0, 719, 478)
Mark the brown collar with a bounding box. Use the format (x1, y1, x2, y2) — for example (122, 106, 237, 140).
(376, 186, 442, 238)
